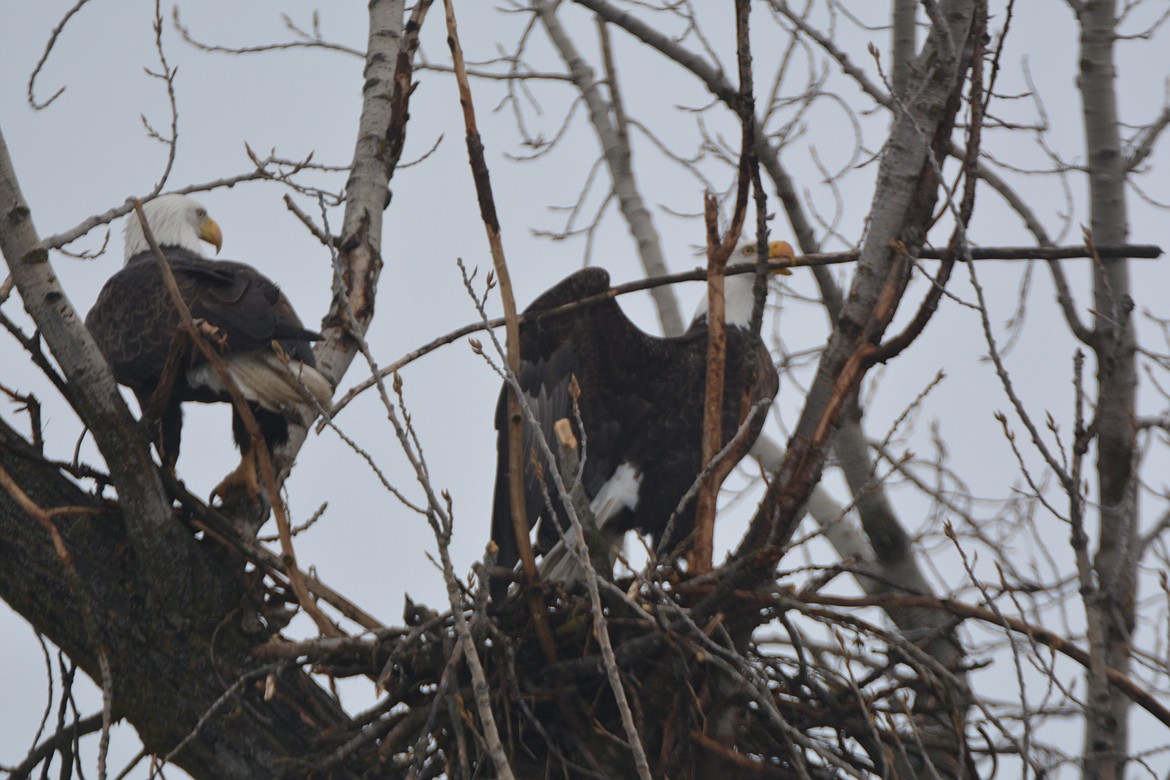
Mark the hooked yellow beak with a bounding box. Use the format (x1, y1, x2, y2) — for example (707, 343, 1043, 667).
(767, 240, 795, 275)
(198, 216, 223, 255)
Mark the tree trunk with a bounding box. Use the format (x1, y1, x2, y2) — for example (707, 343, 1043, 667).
(0, 417, 364, 778)
(1078, 2, 1138, 777)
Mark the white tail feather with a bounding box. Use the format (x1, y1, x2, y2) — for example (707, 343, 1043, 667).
(539, 530, 586, 583)
(538, 462, 640, 584)
(187, 353, 332, 411)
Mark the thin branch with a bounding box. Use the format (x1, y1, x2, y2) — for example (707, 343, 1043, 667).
(27, 0, 97, 109)
(40, 161, 304, 251)
(1126, 99, 1170, 171)
(7, 712, 107, 780)
(172, 7, 365, 59)
(143, 0, 179, 197)
(798, 591, 1170, 729)
(326, 243, 1159, 420)
(150, 663, 292, 777)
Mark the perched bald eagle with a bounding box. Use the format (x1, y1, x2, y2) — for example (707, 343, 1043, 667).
(490, 241, 794, 602)
(85, 194, 332, 502)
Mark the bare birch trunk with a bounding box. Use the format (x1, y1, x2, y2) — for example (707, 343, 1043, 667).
(1078, 2, 1138, 777)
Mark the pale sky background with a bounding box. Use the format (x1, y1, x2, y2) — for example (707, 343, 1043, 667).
(1, 1, 1169, 777)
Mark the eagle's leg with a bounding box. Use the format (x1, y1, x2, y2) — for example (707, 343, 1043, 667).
(212, 403, 268, 505)
(212, 404, 288, 523)
(135, 387, 184, 472)
(212, 450, 261, 505)
(158, 397, 184, 472)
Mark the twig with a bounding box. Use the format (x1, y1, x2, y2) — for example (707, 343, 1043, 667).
(27, 0, 96, 109)
(40, 162, 304, 251)
(6, 712, 107, 780)
(250, 631, 406, 662)
(151, 663, 291, 777)
(282, 194, 334, 247)
(173, 6, 365, 59)
(0, 310, 71, 402)
(188, 513, 383, 631)
(256, 501, 328, 543)
(143, 0, 179, 197)
(0, 383, 44, 452)
(96, 649, 113, 780)
(657, 400, 771, 562)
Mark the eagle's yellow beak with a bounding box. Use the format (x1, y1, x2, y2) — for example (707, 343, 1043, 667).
(767, 240, 795, 275)
(199, 217, 223, 255)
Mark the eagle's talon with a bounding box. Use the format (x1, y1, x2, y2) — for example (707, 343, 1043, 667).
(211, 454, 271, 534)
(211, 453, 262, 505)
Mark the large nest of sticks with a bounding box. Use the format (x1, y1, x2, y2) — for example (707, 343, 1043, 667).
(283, 572, 971, 779)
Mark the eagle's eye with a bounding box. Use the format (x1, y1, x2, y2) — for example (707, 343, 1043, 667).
(196, 209, 207, 219)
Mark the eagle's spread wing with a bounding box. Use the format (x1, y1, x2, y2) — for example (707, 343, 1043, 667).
(490, 269, 667, 598)
(488, 267, 780, 604)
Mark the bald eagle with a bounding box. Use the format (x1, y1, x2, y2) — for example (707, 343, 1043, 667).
(85, 194, 332, 502)
(490, 241, 793, 602)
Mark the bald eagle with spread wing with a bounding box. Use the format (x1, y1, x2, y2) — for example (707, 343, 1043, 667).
(85, 194, 332, 503)
(490, 241, 794, 603)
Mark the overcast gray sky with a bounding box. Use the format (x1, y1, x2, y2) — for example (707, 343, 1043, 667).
(2, 1, 1169, 776)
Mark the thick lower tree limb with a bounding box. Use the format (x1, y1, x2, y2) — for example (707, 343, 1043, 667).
(0, 417, 363, 777)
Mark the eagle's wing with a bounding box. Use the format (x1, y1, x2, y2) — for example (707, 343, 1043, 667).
(489, 268, 656, 600)
(85, 255, 184, 392)
(170, 255, 321, 354)
(86, 249, 323, 392)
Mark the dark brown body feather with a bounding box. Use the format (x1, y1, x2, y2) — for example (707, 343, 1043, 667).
(490, 267, 778, 601)
(85, 247, 322, 464)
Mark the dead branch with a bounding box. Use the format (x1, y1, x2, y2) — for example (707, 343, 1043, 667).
(448, 5, 547, 671)
(693, 0, 765, 577)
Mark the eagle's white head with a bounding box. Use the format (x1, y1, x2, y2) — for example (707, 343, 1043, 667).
(123, 194, 223, 263)
(690, 240, 795, 328)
